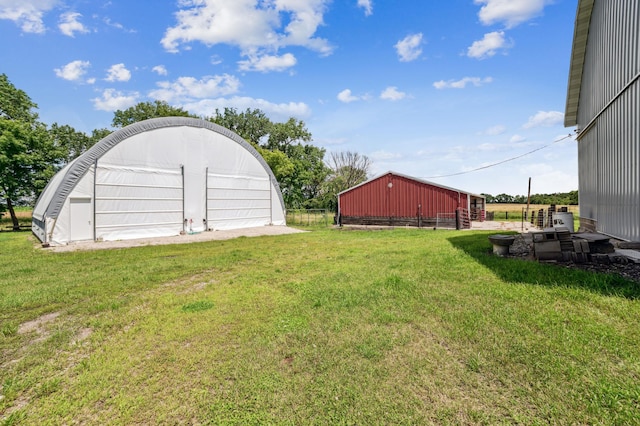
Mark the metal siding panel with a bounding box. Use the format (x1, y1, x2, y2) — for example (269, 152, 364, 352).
(342, 174, 390, 217)
(576, 0, 640, 241)
(584, 82, 640, 241)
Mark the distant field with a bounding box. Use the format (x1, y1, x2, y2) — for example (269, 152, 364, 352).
(485, 203, 579, 221)
(1, 207, 32, 218)
(0, 207, 32, 229)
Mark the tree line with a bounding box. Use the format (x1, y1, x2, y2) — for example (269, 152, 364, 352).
(0, 73, 371, 229)
(481, 191, 579, 205)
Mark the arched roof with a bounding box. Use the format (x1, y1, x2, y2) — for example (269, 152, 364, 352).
(36, 117, 284, 220)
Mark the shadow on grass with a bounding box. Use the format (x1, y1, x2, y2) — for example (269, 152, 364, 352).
(0, 228, 31, 233)
(448, 232, 640, 300)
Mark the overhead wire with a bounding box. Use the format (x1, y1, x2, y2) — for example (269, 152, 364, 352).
(420, 133, 575, 179)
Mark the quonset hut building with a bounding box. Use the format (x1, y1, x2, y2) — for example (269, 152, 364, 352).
(565, 0, 640, 241)
(337, 172, 485, 228)
(32, 117, 286, 246)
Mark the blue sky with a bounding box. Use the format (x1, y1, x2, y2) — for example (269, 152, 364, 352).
(1, 0, 578, 196)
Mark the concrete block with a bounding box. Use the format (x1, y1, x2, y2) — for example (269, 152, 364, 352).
(534, 240, 562, 261)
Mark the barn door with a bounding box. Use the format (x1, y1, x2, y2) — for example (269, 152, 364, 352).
(69, 197, 93, 241)
(206, 172, 271, 230)
(94, 164, 184, 240)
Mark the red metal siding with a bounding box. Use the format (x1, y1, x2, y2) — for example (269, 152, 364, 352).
(339, 173, 467, 218)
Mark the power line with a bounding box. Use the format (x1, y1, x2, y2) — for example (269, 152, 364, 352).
(420, 134, 574, 179)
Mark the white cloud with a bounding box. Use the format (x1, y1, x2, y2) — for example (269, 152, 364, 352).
(475, 0, 549, 29)
(316, 137, 347, 146)
(149, 74, 241, 103)
(105, 63, 131, 82)
(394, 33, 423, 62)
(357, 0, 372, 16)
(0, 0, 58, 33)
(380, 86, 406, 101)
(479, 125, 506, 136)
(182, 96, 311, 122)
(161, 0, 333, 58)
(92, 88, 139, 111)
(478, 143, 500, 151)
(433, 76, 493, 89)
(370, 150, 402, 161)
(523, 111, 564, 129)
(58, 11, 88, 37)
(467, 31, 510, 59)
(337, 89, 360, 103)
(54, 60, 91, 81)
(152, 65, 168, 76)
(416, 148, 435, 157)
(238, 52, 297, 72)
(516, 163, 578, 192)
(103, 17, 135, 33)
(510, 134, 526, 143)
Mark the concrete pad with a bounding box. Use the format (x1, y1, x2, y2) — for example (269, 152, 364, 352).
(615, 249, 640, 263)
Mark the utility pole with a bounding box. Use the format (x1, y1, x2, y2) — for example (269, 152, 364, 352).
(526, 177, 531, 222)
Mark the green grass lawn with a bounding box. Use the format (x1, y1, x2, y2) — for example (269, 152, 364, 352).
(1, 228, 639, 424)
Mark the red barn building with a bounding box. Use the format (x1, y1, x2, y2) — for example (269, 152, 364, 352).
(338, 172, 485, 228)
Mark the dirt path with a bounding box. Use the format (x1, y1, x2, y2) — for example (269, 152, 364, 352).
(470, 220, 537, 232)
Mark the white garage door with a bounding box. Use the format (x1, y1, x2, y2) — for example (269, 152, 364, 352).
(207, 172, 271, 230)
(94, 164, 184, 241)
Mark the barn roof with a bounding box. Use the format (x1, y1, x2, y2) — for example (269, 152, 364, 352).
(33, 117, 283, 222)
(338, 171, 485, 199)
(564, 0, 595, 127)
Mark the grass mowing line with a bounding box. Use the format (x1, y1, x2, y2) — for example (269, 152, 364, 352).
(1, 229, 639, 424)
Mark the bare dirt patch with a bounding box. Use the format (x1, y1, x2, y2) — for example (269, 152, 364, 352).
(470, 220, 537, 232)
(17, 312, 61, 335)
(73, 328, 93, 345)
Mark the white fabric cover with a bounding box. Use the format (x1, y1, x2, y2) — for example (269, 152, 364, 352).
(33, 118, 286, 245)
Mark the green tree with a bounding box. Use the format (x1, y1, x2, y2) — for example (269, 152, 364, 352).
(49, 123, 95, 163)
(0, 120, 62, 229)
(483, 191, 578, 205)
(279, 144, 329, 208)
(258, 148, 295, 184)
(210, 108, 329, 208)
(263, 117, 312, 153)
(481, 193, 495, 203)
(210, 108, 272, 147)
(0, 74, 64, 229)
(112, 100, 197, 128)
(493, 193, 514, 203)
(320, 151, 371, 211)
(91, 128, 113, 144)
(0, 73, 38, 122)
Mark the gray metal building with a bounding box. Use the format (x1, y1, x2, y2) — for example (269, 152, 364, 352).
(565, 0, 640, 241)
